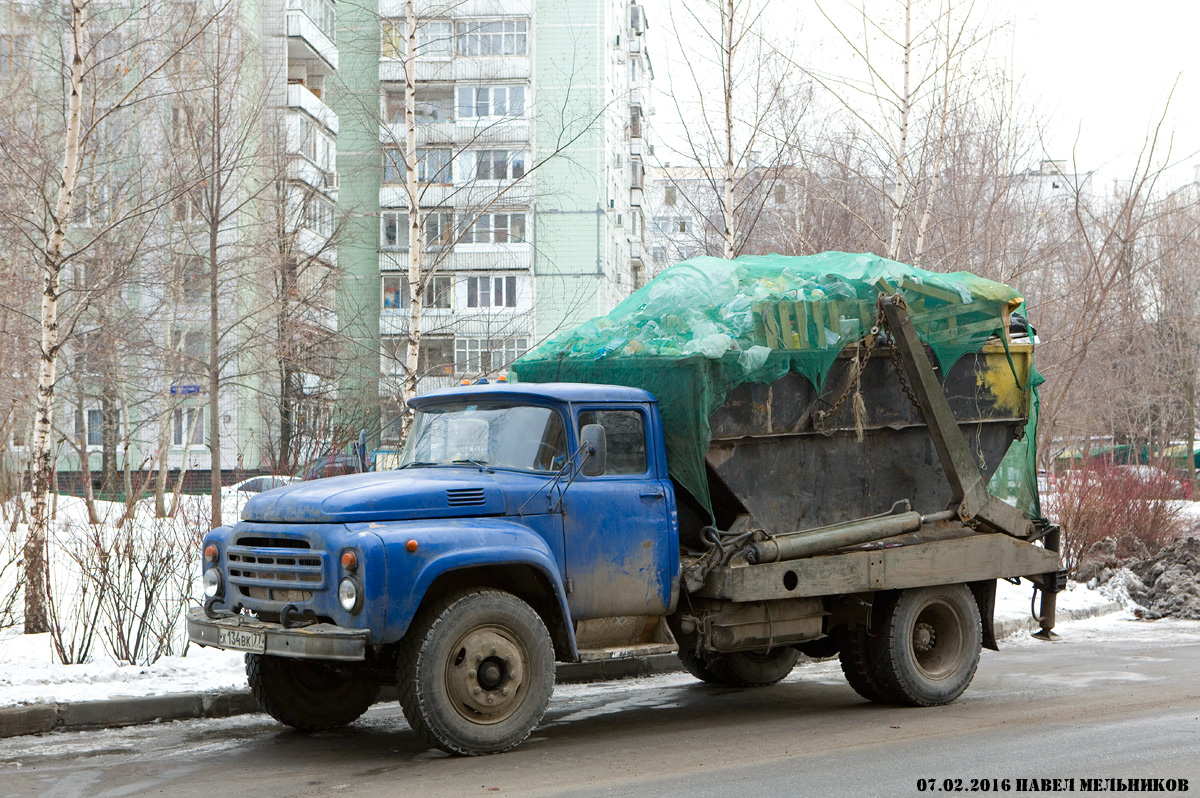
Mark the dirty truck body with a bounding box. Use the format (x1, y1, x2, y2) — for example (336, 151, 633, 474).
(188, 298, 1061, 756)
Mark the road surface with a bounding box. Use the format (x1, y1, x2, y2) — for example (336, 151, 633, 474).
(2, 615, 1198, 798)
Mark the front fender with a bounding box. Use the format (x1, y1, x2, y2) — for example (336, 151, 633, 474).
(352, 518, 576, 655)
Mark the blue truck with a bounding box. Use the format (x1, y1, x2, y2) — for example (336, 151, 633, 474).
(188, 296, 1063, 756)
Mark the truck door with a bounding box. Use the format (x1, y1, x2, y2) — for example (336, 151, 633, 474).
(561, 405, 675, 620)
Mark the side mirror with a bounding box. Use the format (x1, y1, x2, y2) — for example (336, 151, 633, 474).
(579, 424, 607, 476)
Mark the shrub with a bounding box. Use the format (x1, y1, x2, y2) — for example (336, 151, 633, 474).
(1043, 459, 1187, 575)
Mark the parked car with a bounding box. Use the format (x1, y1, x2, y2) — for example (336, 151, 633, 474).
(221, 476, 297, 512)
(297, 453, 362, 481)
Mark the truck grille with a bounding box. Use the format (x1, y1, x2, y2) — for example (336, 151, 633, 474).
(446, 488, 486, 507)
(227, 537, 326, 598)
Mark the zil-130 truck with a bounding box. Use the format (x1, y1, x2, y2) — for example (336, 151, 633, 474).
(188, 253, 1063, 756)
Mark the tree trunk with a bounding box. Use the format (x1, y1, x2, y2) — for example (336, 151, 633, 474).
(887, 0, 913, 261)
(721, 0, 736, 260)
(401, 0, 423, 434)
(26, 0, 88, 634)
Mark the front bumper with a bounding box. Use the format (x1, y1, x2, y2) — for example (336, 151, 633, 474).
(187, 608, 368, 661)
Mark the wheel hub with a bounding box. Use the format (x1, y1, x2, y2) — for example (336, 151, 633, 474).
(913, 621, 936, 653)
(445, 626, 527, 724)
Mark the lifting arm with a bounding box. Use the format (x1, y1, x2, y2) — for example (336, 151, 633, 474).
(879, 294, 1032, 539)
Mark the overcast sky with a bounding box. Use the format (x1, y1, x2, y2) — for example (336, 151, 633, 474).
(643, 0, 1200, 187)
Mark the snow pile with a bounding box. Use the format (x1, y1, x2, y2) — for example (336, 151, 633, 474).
(1119, 536, 1200, 620)
(1081, 535, 1200, 620)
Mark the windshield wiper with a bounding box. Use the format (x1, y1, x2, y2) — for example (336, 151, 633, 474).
(397, 461, 439, 469)
(452, 459, 495, 473)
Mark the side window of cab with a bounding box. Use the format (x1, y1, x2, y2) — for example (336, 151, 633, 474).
(577, 408, 648, 475)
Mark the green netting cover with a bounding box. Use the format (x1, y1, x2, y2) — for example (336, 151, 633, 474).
(511, 252, 1040, 520)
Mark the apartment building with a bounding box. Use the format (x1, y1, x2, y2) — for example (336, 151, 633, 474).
(332, 0, 652, 444)
(0, 0, 344, 488)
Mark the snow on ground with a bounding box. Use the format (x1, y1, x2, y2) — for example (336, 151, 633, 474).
(0, 578, 1119, 709)
(0, 632, 247, 707)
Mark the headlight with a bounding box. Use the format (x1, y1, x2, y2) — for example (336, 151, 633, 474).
(338, 577, 361, 613)
(202, 568, 222, 599)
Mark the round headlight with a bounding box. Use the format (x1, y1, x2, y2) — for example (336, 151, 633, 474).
(338, 577, 360, 613)
(202, 568, 222, 599)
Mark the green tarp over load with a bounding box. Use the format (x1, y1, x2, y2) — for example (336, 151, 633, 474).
(510, 252, 1042, 525)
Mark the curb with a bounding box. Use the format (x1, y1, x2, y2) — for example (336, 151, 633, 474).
(0, 604, 1122, 740)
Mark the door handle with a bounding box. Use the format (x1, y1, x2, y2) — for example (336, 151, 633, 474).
(640, 490, 664, 499)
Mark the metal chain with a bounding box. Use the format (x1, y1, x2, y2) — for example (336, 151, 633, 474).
(882, 313, 924, 412)
(815, 304, 886, 422)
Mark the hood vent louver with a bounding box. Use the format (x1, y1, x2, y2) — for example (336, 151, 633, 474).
(446, 487, 487, 507)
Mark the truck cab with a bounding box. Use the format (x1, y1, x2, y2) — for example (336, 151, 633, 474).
(188, 382, 679, 755)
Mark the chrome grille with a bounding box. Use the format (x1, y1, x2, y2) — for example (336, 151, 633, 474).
(446, 488, 486, 507)
(227, 538, 326, 595)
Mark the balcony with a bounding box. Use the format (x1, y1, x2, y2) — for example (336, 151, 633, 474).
(379, 181, 534, 209)
(287, 0, 338, 72)
(288, 83, 338, 135)
(288, 158, 338, 198)
(380, 249, 531, 276)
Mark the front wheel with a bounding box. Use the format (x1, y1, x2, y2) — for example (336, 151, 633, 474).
(870, 584, 982, 706)
(398, 589, 555, 756)
(246, 654, 380, 731)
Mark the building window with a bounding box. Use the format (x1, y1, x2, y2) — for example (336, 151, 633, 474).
(303, 196, 334, 238)
(293, 0, 336, 42)
(173, 188, 204, 225)
(469, 149, 525, 181)
(382, 335, 455, 377)
(458, 212, 526, 245)
(455, 336, 528, 374)
(466, 275, 518, 309)
(172, 407, 204, 447)
(297, 117, 335, 171)
(381, 209, 454, 249)
(664, 185, 676, 206)
(382, 274, 451, 310)
(774, 184, 786, 204)
(630, 160, 644, 189)
(71, 183, 116, 227)
(385, 19, 453, 59)
(384, 147, 452, 184)
(86, 409, 104, 447)
(630, 105, 642, 138)
(384, 87, 452, 124)
(454, 19, 528, 56)
(180, 255, 206, 301)
(457, 85, 525, 119)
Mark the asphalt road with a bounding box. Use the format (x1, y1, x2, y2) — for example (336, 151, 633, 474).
(3, 616, 1198, 798)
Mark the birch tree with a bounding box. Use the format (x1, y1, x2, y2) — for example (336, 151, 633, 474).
(0, 0, 219, 633)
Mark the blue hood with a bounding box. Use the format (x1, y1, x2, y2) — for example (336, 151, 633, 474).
(241, 469, 529, 523)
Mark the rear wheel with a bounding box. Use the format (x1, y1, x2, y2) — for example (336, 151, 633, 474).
(678, 646, 800, 687)
(870, 584, 982, 706)
(246, 654, 380, 731)
(398, 589, 555, 756)
(839, 620, 897, 703)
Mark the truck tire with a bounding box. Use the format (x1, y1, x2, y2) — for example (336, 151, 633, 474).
(677, 647, 799, 687)
(245, 654, 380, 731)
(398, 589, 555, 756)
(869, 584, 982, 706)
(838, 623, 897, 703)
(839, 592, 902, 704)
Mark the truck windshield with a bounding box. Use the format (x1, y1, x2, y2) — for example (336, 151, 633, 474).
(400, 403, 567, 474)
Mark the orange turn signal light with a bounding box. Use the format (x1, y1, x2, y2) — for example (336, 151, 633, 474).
(204, 544, 218, 562)
(406, 539, 419, 553)
(341, 551, 358, 571)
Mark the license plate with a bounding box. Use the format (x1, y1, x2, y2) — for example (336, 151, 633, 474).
(218, 627, 266, 653)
